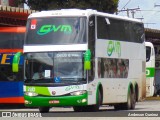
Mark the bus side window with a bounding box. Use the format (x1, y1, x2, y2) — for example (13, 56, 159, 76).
(130, 23, 144, 43)
(97, 16, 110, 39)
(0, 66, 23, 82)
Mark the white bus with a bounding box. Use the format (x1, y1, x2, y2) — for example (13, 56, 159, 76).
(13, 9, 146, 112)
(145, 42, 155, 97)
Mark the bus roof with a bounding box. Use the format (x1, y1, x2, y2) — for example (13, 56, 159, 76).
(0, 27, 26, 33)
(28, 9, 142, 23)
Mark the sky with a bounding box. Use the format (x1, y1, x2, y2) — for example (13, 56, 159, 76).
(118, 0, 160, 30)
(24, 0, 160, 30)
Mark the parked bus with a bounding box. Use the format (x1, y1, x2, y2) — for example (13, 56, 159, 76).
(153, 43, 160, 95)
(0, 27, 25, 104)
(151, 43, 160, 95)
(145, 42, 155, 97)
(13, 9, 146, 112)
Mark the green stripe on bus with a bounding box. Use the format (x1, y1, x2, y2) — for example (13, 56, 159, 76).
(26, 86, 50, 96)
(146, 67, 155, 77)
(24, 92, 88, 107)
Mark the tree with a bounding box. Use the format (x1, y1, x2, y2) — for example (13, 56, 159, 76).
(19, 0, 119, 13)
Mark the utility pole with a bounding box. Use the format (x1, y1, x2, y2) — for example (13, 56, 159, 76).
(118, 7, 140, 18)
(131, 10, 135, 18)
(126, 8, 129, 17)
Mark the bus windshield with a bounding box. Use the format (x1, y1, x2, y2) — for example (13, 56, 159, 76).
(25, 52, 86, 84)
(25, 17, 87, 45)
(146, 46, 151, 62)
(0, 28, 24, 81)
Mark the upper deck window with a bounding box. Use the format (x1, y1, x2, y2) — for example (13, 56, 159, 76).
(25, 17, 87, 45)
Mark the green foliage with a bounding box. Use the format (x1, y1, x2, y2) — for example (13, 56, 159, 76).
(19, 0, 119, 13)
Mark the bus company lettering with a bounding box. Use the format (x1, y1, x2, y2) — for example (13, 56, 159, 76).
(65, 85, 80, 91)
(107, 40, 121, 57)
(0, 53, 23, 65)
(0, 54, 13, 65)
(37, 24, 72, 35)
(0, 53, 13, 65)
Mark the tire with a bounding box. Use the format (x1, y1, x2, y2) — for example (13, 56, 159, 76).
(39, 107, 50, 113)
(114, 104, 122, 110)
(88, 90, 102, 112)
(131, 90, 136, 109)
(123, 90, 132, 110)
(153, 86, 157, 97)
(73, 90, 102, 112)
(114, 89, 136, 110)
(73, 106, 84, 112)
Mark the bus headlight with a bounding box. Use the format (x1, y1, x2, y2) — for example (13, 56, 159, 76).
(25, 92, 38, 97)
(70, 90, 87, 96)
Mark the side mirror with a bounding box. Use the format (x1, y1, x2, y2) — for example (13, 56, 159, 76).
(84, 49, 91, 70)
(12, 52, 22, 72)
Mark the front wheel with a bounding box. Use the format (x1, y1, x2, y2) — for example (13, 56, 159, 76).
(87, 90, 102, 112)
(73, 90, 102, 112)
(73, 106, 84, 112)
(39, 107, 50, 113)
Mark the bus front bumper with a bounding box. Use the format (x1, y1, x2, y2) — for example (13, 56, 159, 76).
(24, 93, 88, 107)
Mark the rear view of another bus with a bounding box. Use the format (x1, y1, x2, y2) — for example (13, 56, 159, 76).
(0, 27, 25, 104)
(145, 42, 155, 97)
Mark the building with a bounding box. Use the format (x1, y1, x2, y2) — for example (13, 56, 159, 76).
(0, 0, 22, 7)
(0, 0, 35, 27)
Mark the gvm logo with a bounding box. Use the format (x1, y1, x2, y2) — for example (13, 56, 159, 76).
(37, 24, 72, 35)
(107, 41, 121, 57)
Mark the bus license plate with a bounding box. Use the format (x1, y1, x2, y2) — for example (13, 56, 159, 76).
(49, 100, 59, 104)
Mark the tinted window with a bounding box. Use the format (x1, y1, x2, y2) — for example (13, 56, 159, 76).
(25, 17, 87, 45)
(0, 65, 23, 81)
(97, 16, 145, 43)
(0, 33, 24, 49)
(146, 46, 151, 62)
(98, 58, 129, 78)
(0, 31, 24, 81)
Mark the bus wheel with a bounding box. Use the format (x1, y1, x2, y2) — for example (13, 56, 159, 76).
(73, 90, 102, 112)
(39, 107, 50, 113)
(89, 90, 102, 112)
(124, 90, 132, 110)
(114, 104, 122, 110)
(131, 91, 136, 109)
(153, 86, 157, 97)
(73, 106, 83, 112)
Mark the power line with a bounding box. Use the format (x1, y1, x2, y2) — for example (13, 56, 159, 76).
(118, 7, 140, 18)
(137, 10, 160, 12)
(120, 0, 131, 11)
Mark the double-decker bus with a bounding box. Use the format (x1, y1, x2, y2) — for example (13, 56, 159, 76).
(145, 42, 155, 97)
(0, 27, 25, 104)
(13, 9, 146, 112)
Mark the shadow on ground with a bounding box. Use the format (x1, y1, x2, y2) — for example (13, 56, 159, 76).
(0, 104, 36, 109)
